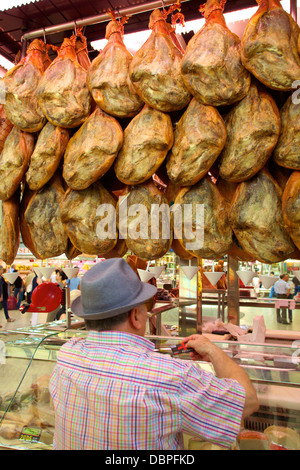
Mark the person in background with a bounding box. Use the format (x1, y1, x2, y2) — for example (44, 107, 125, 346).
(55, 270, 70, 320)
(24, 270, 35, 303)
(49, 258, 259, 450)
(67, 268, 81, 291)
(51, 269, 60, 283)
(292, 275, 300, 296)
(31, 273, 43, 299)
(274, 274, 290, 324)
(8, 264, 16, 273)
(0, 266, 14, 323)
(13, 269, 24, 309)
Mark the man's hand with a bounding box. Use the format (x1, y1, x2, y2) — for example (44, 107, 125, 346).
(183, 333, 259, 419)
(183, 334, 216, 362)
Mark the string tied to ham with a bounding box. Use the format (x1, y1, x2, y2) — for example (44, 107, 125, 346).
(199, 0, 227, 18)
(106, 9, 131, 39)
(149, 1, 182, 29)
(71, 26, 88, 54)
(26, 38, 45, 54)
(171, 11, 185, 28)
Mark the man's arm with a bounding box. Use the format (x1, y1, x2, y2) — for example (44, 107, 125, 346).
(184, 335, 259, 419)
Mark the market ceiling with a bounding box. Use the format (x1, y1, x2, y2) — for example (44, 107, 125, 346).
(0, 0, 256, 63)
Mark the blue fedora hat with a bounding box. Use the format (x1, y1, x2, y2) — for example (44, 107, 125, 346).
(71, 258, 157, 320)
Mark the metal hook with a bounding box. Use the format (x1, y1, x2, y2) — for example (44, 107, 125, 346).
(73, 20, 77, 37)
(161, 0, 165, 11)
(42, 27, 46, 44)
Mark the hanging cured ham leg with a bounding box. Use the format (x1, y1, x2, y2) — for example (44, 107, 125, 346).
(37, 36, 91, 128)
(174, 176, 233, 259)
(87, 16, 143, 118)
(229, 169, 295, 263)
(282, 171, 300, 250)
(218, 82, 280, 182)
(241, 0, 300, 90)
(3, 39, 46, 132)
(181, 0, 250, 106)
(129, 8, 191, 112)
(114, 104, 173, 185)
(166, 97, 226, 186)
(0, 189, 20, 265)
(273, 95, 300, 170)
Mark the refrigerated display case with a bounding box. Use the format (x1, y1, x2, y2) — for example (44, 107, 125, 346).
(0, 326, 300, 450)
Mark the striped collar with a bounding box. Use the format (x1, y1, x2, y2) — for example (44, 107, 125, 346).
(86, 330, 155, 352)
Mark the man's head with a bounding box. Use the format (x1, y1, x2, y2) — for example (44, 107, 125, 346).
(71, 258, 157, 336)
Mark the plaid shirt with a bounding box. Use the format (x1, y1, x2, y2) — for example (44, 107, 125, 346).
(49, 331, 245, 450)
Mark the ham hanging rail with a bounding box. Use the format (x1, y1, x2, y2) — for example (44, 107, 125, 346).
(20, 0, 190, 48)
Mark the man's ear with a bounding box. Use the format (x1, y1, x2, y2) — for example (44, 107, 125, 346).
(128, 306, 144, 330)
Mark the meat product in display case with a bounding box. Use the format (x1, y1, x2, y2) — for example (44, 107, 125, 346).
(173, 176, 233, 259)
(26, 122, 70, 191)
(241, 0, 300, 91)
(218, 82, 280, 182)
(63, 107, 123, 190)
(0, 126, 34, 201)
(87, 18, 143, 118)
(22, 173, 68, 259)
(60, 180, 117, 256)
(117, 180, 172, 260)
(282, 171, 300, 250)
(273, 95, 300, 170)
(166, 98, 226, 186)
(3, 39, 46, 133)
(129, 8, 191, 112)
(114, 104, 173, 185)
(37, 37, 91, 128)
(0, 189, 20, 265)
(229, 169, 295, 263)
(181, 0, 250, 106)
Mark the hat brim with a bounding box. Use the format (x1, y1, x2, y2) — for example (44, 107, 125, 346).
(71, 282, 157, 320)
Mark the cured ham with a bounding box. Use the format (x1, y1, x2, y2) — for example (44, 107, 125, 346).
(0, 126, 34, 200)
(229, 169, 295, 263)
(117, 179, 172, 260)
(22, 173, 68, 259)
(282, 171, 300, 250)
(273, 95, 300, 169)
(3, 39, 46, 132)
(218, 82, 280, 182)
(26, 122, 69, 191)
(0, 190, 20, 264)
(181, 0, 250, 106)
(87, 17, 143, 118)
(174, 176, 233, 259)
(60, 181, 117, 255)
(241, 0, 300, 91)
(129, 8, 191, 112)
(166, 98, 226, 186)
(0, 105, 13, 154)
(37, 37, 91, 128)
(63, 107, 123, 190)
(114, 104, 173, 185)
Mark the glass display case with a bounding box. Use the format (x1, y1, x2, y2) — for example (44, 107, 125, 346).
(0, 325, 300, 450)
(0, 324, 86, 450)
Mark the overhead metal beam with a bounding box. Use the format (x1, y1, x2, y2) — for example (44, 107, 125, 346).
(21, 0, 190, 41)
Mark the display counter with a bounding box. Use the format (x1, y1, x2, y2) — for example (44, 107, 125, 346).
(0, 324, 300, 450)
